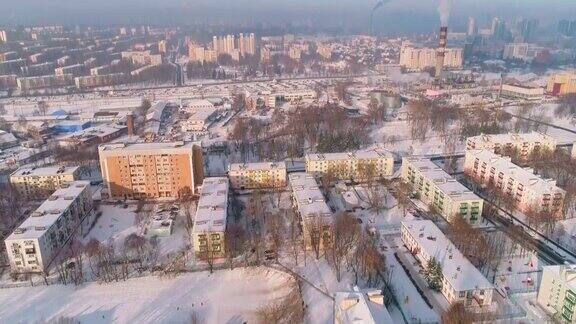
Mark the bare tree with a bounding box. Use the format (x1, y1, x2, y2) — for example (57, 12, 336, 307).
(330, 212, 360, 281)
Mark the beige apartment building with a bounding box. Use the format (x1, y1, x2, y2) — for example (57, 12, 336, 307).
(98, 141, 204, 199)
(547, 72, 576, 96)
(5, 181, 93, 273)
(464, 149, 565, 216)
(305, 149, 394, 182)
(401, 157, 484, 224)
(466, 132, 557, 160)
(537, 265, 576, 323)
(228, 162, 287, 189)
(192, 177, 229, 257)
(10, 166, 80, 200)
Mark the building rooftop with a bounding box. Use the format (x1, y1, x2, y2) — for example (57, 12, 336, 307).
(7, 181, 91, 240)
(335, 289, 394, 324)
(229, 161, 286, 172)
(466, 149, 566, 195)
(99, 141, 196, 155)
(306, 149, 393, 162)
(187, 107, 216, 122)
(467, 132, 556, 146)
(11, 165, 79, 178)
(193, 177, 229, 233)
(288, 172, 332, 222)
(60, 123, 126, 142)
(404, 157, 481, 202)
(402, 220, 493, 292)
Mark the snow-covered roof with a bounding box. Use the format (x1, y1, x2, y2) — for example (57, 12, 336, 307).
(193, 177, 229, 234)
(11, 165, 79, 178)
(306, 149, 393, 162)
(403, 157, 481, 202)
(335, 289, 394, 324)
(7, 181, 91, 240)
(402, 220, 493, 292)
(467, 132, 557, 147)
(99, 141, 196, 155)
(288, 172, 332, 221)
(229, 161, 286, 172)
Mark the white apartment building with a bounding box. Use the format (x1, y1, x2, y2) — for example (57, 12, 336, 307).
(466, 132, 557, 159)
(289, 173, 332, 251)
(228, 162, 287, 189)
(537, 265, 576, 323)
(401, 220, 494, 308)
(399, 45, 463, 71)
(305, 149, 394, 182)
(464, 149, 565, 216)
(192, 177, 229, 257)
(501, 84, 544, 100)
(10, 166, 80, 200)
(334, 289, 394, 324)
(5, 181, 94, 273)
(401, 158, 484, 224)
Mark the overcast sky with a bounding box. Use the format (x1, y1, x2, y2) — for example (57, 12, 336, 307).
(2, 0, 575, 32)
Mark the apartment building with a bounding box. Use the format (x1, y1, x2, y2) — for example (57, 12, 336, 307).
(98, 141, 204, 199)
(10, 166, 80, 200)
(500, 84, 544, 101)
(192, 177, 229, 257)
(464, 149, 565, 216)
(401, 157, 484, 224)
(547, 72, 576, 96)
(55, 64, 84, 77)
(5, 181, 94, 273)
(305, 149, 394, 182)
(537, 265, 576, 323)
(466, 132, 557, 159)
(228, 162, 287, 189)
(289, 173, 332, 251)
(334, 289, 394, 324)
(121, 51, 162, 66)
(17, 74, 74, 91)
(74, 73, 125, 89)
(401, 220, 494, 308)
(399, 44, 463, 70)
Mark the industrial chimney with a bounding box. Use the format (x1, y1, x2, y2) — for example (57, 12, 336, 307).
(435, 26, 448, 81)
(126, 113, 135, 136)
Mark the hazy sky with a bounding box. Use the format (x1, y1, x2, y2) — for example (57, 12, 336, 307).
(2, 0, 575, 33)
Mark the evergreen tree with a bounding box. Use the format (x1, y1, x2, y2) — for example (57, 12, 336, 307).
(424, 257, 443, 292)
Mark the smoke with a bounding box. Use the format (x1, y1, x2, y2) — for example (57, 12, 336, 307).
(437, 0, 453, 26)
(372, 0, 390, 12)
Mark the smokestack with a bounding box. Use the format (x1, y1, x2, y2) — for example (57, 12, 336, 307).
(435, 26, 448, 81)
(126, 113, 135, 136)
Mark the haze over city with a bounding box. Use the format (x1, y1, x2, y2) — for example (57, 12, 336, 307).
(0, 0, 575, 323)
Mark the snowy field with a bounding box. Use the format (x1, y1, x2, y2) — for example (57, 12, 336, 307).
(0, 267, 294, 324)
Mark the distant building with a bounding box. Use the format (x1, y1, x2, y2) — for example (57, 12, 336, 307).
(305, 149, 394, 181)
(537, 265, 576, 323)
(98, 141, 204, 199)
(53, 121, 91, 134)
(74, 73, 125, 89)
(464, 149, 565, 216)
(5, 181, 94, 273)
(399, 44, 463, 71)
(57, 124, 127, 148)
(500, 83, 544, 101)
(401, 220, 494, 307)
(17, 74, 74, 91)
(547, 72, 576, 96)
(228, 162, 287, 189)
(10, 166, 80, 200)
(317, 43, 332, 60)
(334, 288, 394, 324)
(466, 132, 557, 159)
(55, 64, 84, 77)
(192, 177, 229, 257)
(121, 51, 162, 66)
(289, 173, 332, 251)
(401, 157, 484, 224)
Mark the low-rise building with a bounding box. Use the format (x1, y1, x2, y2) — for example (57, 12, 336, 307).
(10, 166, 80, 200)
(464, 149, 565, 216)
(501, 83, 544, 100)
(192, 177, 229, 257)
(57, 124, 127, 147)
(55, 64, 84, 77)
(401, 157, 484, 224)
(74, 73, 125, 89)
(17, 74, 74, 91)
(547, 72, 576, 96)
(537, 265, 576, 323)
(334, 288, 394, 324)
(305, 149, 394, 182)
(288, 173, 332, 251)
(466, 132, 557, 159)
(5, 181, 94, 273)
(229, 162, 287, 189)
(401, 220, 494, 307)
(121, 51, 162, 66)
(181, 107, 217, 133)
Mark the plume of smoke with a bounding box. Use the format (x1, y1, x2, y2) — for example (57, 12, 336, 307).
(437, 0, 453, 26)
(372, 0, 390, 13)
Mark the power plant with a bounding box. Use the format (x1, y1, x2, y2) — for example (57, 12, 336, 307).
(435, 26, 448, 82)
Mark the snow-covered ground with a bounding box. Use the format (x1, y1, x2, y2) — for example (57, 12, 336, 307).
(0, 267, 294, 324)
(82, 205, 138, 249)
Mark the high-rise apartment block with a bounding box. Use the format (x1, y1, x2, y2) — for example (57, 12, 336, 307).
(399, 44, 462, 71)
(10, 166, 80, 200)
(401, 157, 484, 224)
(5, 181, 94, 273)
(98, 141, 204, 199)
(464, 149, 565, 216)
(228, 162, 287, 190)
